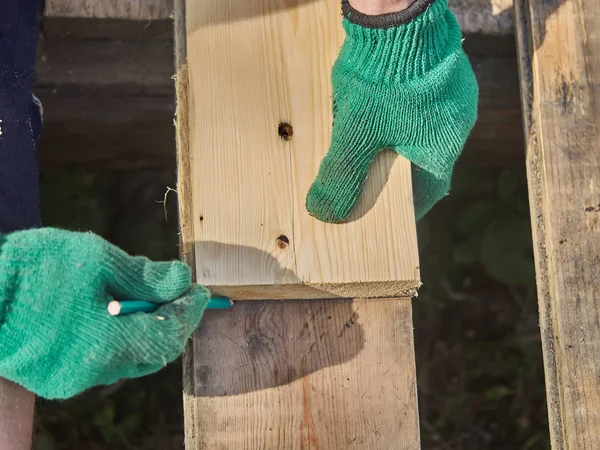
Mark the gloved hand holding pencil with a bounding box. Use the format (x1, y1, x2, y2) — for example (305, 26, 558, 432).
(0, 228, 210, 399)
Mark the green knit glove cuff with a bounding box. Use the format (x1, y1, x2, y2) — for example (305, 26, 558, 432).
(0, 228, 210, 399)
(306, 0, 478, 222)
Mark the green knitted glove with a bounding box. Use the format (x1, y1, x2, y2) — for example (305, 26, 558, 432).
(306, 0, 478, 222)
(0, 228, 210, 399)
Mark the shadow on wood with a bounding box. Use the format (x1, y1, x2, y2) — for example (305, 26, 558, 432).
(526, 0, 568, 49)
(190, 298, 365, 397)
(347, 150, 398, 223)
(183, 297, 420, 448)
(195, 241, 300, 299)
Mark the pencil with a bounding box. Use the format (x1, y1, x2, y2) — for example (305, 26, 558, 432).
(107, 297, 233, 316)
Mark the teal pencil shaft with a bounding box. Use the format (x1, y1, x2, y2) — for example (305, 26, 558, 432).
(116, 300, 158, 315)
(205, 297, 233, 309)
(108, 297, 232, 316)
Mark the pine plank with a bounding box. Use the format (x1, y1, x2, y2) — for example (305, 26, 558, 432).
(185, 298, 420, 450)
(514, 0, 600, 446)
(184, 0, 420, 300)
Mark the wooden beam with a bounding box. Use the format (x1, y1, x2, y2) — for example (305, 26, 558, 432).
(35, 38, 176, 169)
(44, 0, 515, 35)
(515, 0, 600, 446)
(185, 298, 420, 449)
(45, 0, 172, 20)
(42, 0, 174, 39)
(450, 0, 514, 34)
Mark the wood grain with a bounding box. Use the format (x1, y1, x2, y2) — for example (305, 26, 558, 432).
(515, 0, 600, 446)
(187, 298, 420, 450)
(184, 0, 420, 299)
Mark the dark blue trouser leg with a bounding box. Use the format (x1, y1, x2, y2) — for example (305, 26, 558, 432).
(0, 0, 42, 233)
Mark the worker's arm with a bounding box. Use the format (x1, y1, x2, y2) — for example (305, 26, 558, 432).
(0, 379, 35, 450)
(0, 0, 210, 407)
(307, 0, 478, 223)
(0, 0, 43, 234)
(0, 1, 44, 449)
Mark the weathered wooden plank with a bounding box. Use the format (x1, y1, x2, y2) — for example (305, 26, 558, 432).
(35, 35, 523, 169)
(185, 298, 420, 450)
(35, 38, 176, 169)
(515, 0, 600, 446)
(36, 39, 174, 89)
(45, 0, 172, 20)
(450, 0, 514, 34)
(44, 0, 515, 35)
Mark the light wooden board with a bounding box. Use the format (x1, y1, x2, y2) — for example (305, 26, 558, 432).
(515, 0, 600, 446)
(183, 0, 419, 300)
(184, 298, 420, 450)
(45, 0, 172, 20)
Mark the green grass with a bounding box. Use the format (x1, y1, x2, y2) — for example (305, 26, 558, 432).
(34, 166, 549, 450)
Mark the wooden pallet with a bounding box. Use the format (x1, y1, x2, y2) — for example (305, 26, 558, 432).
(180, 0, 421, 300)
(40, 0, 600, 449)
(174, 0, 421, 447)
(38, 0, 524, 170)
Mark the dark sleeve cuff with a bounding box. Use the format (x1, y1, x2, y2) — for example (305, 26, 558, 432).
(342, 0, 437, 29)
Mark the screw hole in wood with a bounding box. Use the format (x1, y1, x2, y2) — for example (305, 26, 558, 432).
(276, 235, 290, 249)
(278, 122, 293, 141)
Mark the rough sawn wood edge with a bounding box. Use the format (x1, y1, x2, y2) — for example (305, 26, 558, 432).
(173, 0, 201, 448)
(207, 280, 422, 301)
(514, 0, 564, 447)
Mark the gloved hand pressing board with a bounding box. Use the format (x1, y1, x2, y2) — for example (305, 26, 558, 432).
(306, 0, 478, 223)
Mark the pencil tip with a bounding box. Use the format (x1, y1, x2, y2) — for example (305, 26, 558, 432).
(107, 301, 121, 316)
